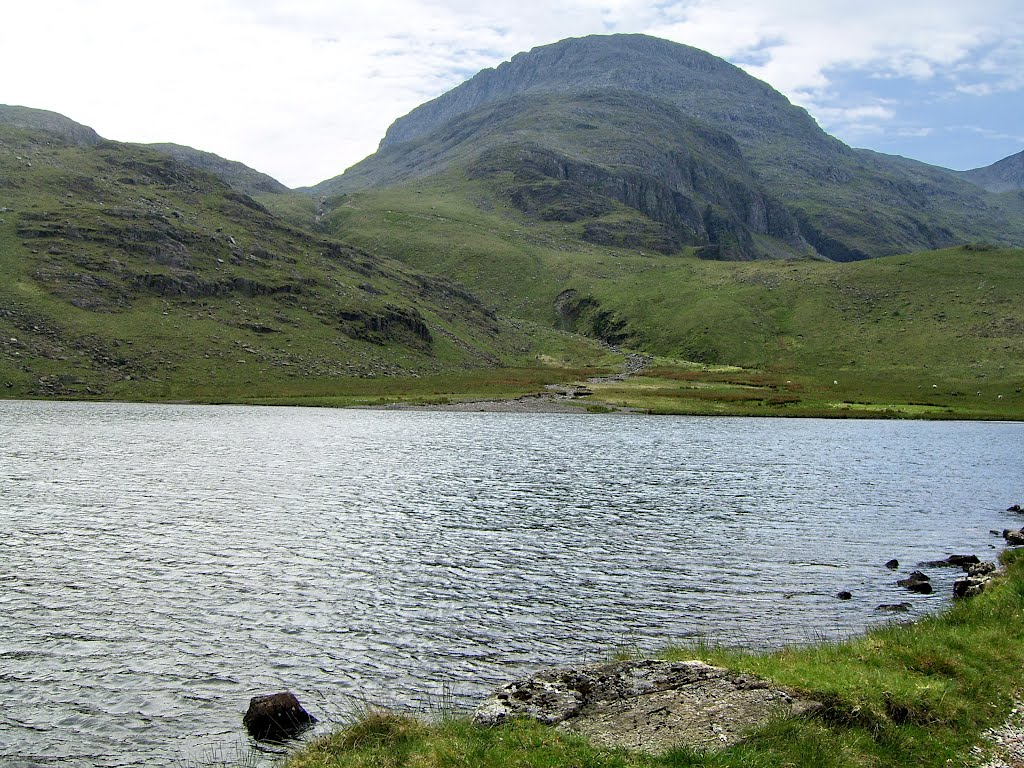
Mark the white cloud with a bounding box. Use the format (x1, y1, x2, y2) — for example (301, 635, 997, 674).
(0, 1, 1021, 186)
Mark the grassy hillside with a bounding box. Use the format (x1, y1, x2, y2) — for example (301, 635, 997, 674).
(0, 122, 610, 404)
(275, 177, 1024, 419)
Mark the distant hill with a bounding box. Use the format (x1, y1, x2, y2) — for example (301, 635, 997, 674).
(0, 105, 291, 197)
(0, 104, 102, 147)
(310, 34, 1024, 261)
(143, 142, 289, 196)
(958, 149, 1024, 193)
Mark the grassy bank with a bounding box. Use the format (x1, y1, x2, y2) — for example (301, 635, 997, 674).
(284, 548, 1024, 768)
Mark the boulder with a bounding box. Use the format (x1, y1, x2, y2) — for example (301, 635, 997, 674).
(884, 559, 900, 570)
(953, 575, 991, 599)
(968, 561, 997, 578)
(243, 692, 317, 741)
(1004, 529, 1024, 546)
(919, 554, 980, 569)
(836, 591, 853, 600)
(473, 659, 819, 753)
(897, 571, 933, 594)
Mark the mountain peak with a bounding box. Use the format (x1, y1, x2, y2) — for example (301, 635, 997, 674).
(378, 33, 813, 152)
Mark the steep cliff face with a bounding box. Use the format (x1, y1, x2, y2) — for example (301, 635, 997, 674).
(462, 92, 811, 259)
(958, 150, 1024, 193)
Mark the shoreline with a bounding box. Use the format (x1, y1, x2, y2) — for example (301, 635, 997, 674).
(282, 547, 1024, 768)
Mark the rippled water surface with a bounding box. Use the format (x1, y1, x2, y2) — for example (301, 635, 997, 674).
(1, 401, 1022, 766)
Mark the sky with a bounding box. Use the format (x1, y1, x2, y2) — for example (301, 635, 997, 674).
(1, 1, 1021, 188)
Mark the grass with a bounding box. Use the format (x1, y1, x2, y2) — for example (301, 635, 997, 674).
(284, 548, 1024, 768)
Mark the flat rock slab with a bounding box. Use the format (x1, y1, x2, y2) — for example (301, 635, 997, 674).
(473, 659, 818, 753)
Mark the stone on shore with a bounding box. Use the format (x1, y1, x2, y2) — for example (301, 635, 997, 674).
(243, 692, 317, 741)
(953, 561, 998, 599)
(473, 659, 819, 754)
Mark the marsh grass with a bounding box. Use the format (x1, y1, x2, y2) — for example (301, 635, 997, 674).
(283, 549, 1024, 768)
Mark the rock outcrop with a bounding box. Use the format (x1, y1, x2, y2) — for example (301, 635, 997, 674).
(474, 659, 818, 753)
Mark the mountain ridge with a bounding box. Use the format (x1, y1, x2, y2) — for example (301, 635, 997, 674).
(958, 149, 1024, 193)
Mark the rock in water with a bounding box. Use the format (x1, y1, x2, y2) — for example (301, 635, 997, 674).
(243, 692, 317, 741)
(919, 554, 980, 569)
(885, 559, 900, 570)
(897, 570, 933, 594)
(473, 659, 819, 753)
(876, 602, 912, 613)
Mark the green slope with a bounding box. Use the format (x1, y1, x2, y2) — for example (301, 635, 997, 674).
(281, 177, 1024, 418)
(0, 121, 608, 404)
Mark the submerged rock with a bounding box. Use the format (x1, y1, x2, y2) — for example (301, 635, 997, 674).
(836, 591, 853, 600)
(243, 692, 317, 741)
(876, 602, 912, 613)
(473, 659, 819, 753)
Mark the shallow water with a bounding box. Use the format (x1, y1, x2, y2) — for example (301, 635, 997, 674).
(1, 401, 1021, 766)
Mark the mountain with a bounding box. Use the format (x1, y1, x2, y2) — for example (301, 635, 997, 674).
(318, 89, 812, 259)
(143, 143, 289, 196)
(311, 34, 1024, 261)
(0, 112, 560, 402)
(958, 149, 1024, 193)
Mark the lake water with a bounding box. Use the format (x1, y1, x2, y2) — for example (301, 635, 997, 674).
(1, 401, 1021, 767)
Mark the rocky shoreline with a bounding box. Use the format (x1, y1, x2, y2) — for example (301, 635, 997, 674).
(258, 505, 1024, 760)
(472, 658, 819, 753)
